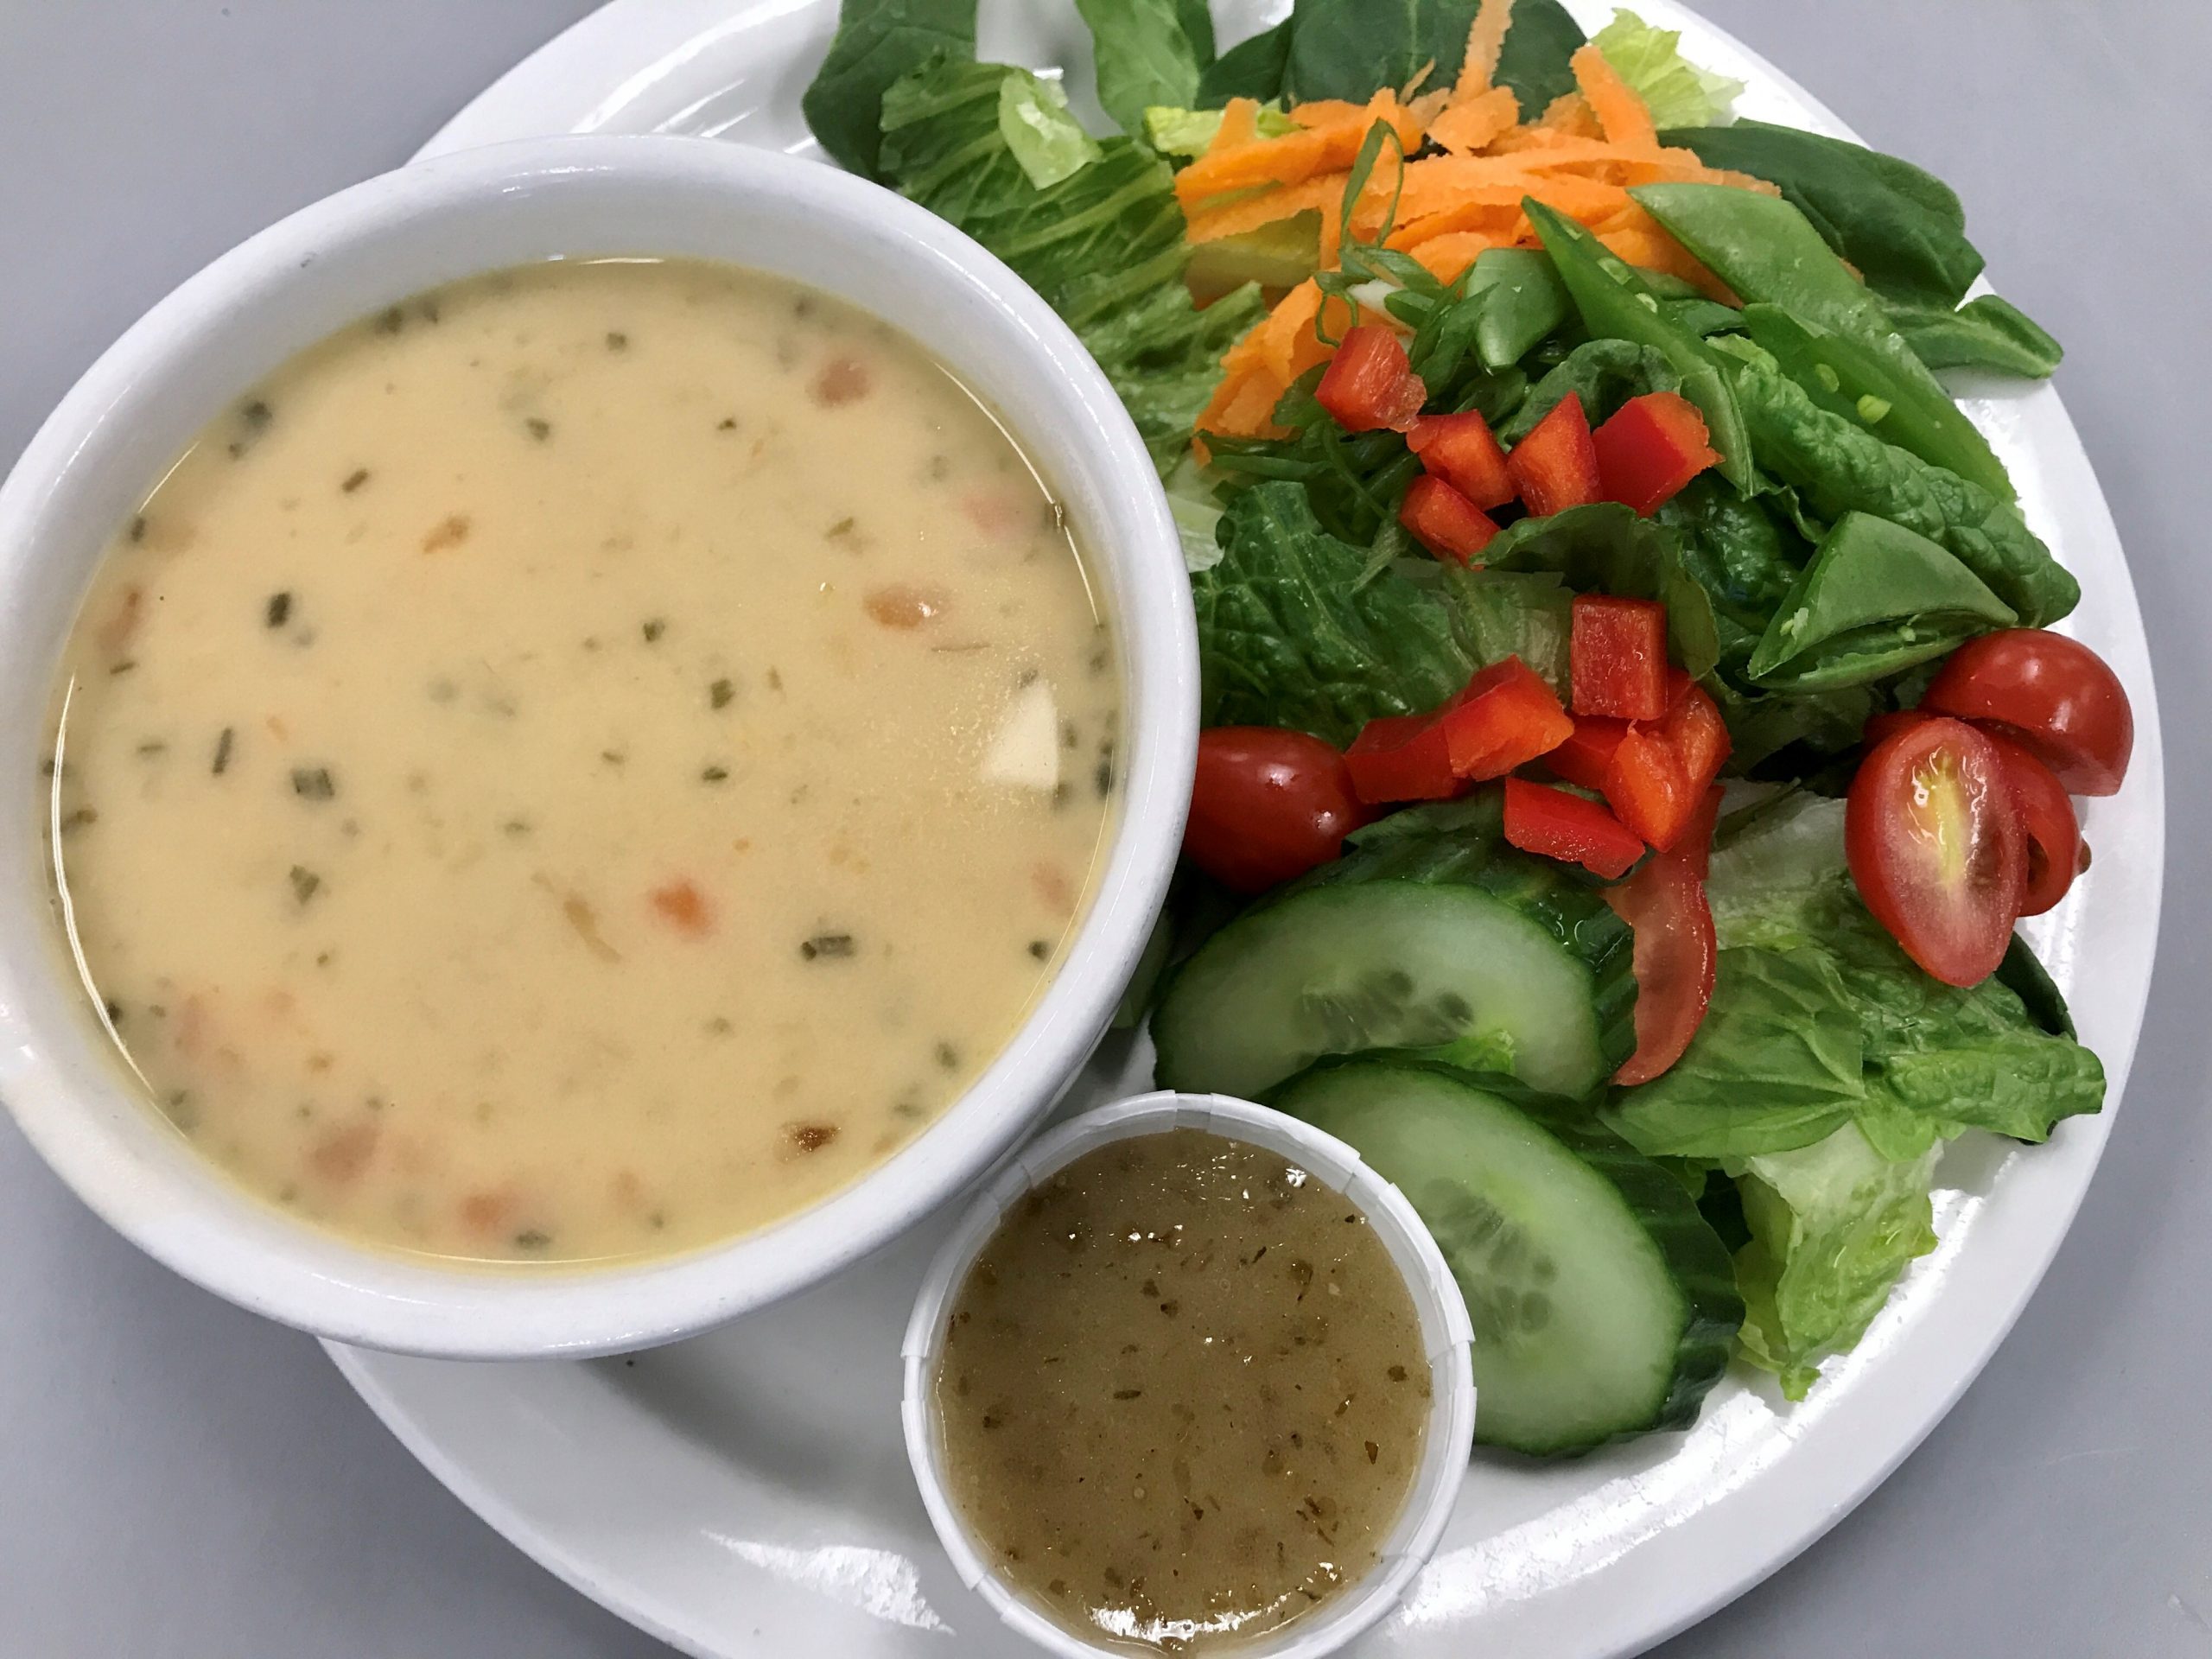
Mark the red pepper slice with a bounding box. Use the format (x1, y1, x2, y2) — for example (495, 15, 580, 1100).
(1608, 785, 1723, 1084)
(1570, 594, 1669, 721)
(1434, 656, 1573, 779)
(1408, 410, 1515, 508)
(1546, 715, 1630, 791)
(1344, 657, 1572, 804)
(1344, 709, 1460, 804)
(1592, 391, 1720, 515)
(1400, 475, 1501, 564)
(1506, 391, 1602, 516)
(1599, 673, 1731, 850)
(1316, 325, 1427, 434)
(1503, 777, 1646, 880)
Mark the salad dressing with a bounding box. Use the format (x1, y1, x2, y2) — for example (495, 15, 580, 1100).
(934, 1128, 1431, 1652)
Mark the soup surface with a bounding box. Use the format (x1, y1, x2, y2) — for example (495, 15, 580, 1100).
(934, 1128, 1432, 1653)
(46, 257, 1119, 1263)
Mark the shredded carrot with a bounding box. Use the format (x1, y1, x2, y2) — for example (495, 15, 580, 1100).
(1570, 43, 1659, 153)
(1454, 0, 1516, 101)
(1185, 33, 1770, 447)
(1410, 232, 1502, 283)
(1427, 86, 1519, 155)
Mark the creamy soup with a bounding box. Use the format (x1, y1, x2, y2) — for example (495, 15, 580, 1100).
(45, 258, 1119, 1263)
(934, 1129, 1432, 1653)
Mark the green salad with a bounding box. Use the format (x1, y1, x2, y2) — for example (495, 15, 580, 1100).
(805, 0, 2133, 1451)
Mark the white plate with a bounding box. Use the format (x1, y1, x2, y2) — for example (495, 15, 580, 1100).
(329, 3, 2167, 1656)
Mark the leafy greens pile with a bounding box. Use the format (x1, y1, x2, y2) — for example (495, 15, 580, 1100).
(804, 0, 2098, 1406)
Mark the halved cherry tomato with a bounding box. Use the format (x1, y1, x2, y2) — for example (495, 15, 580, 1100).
(1185, 728, 1372, 893)
(1847, 716, 2025, 986)
(1608, 785, 1723, 1085)
(1316, 325, 1427, 434)
(1506, 391, 1602, 516)
(1987, 733, 2081, 917)
(1408, 410, 1515, 508)
(1503, 777, 1645, 880)
(1860, 709, 1930, 750)
(1400, 475, 1501, 563)
(1571, 594, 1669, 720)
(1921, 629, 2133, 796)
(1592, 391, 1719, 515)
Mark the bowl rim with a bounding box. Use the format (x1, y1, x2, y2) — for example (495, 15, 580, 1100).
(0, 134, 1197, 1359)
(899, 1090, 1478, 1659)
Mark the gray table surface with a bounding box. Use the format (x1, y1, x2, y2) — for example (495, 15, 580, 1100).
(2, 2, 2206, 1654)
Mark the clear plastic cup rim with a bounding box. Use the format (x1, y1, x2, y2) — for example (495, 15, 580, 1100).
(900, 1090, 1477, 1659)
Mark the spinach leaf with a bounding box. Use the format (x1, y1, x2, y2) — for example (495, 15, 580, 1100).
(1995, 932, 2075, 1039)
(1197, 18, 1291, 102)
(1656, 476, 1806, 679)
(1707, 679, 1878, 771)
(1481, 503, 1722, 680)
(1076, 0, 1205, 134)
(1734, 1124, 1940, 1401)
(1634, 184, 2013, 500)
(1491, 0, 1586, 111)
(1746, 512, 2016, 691)
(1603, 947, 1867, 1160)
(801, 0, 978, 180)
(1175, 0, 1216, 66)
(1192, 481, 1472, 743)
(1265, 0, 1582, 106)
(1884, 292, 2063, 378)
(1501, 339, 1681, 443)
(1658, 119, 1980, 307)
(1721, 346, 2079, 626)
(1524, 200, 1755, 492)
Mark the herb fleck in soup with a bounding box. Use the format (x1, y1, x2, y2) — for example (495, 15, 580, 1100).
(45, 257, 1121, 1263)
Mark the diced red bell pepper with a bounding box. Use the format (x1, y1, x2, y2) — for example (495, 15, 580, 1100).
(1316, 325, 1427, 434)
(1506, 391, 1602, 516)
(1344, 709, 1460, 804)
(1433, 656, 1573, 780)
(1399, 475, 1501, 564)
(1660, 671, 1731, 791)
(1503, 777, 1646, 880)
(1545, 715, 1629, 791)
(1600, 673, 1732, 850)
(1344, 657, 1573, 804)
(1407, 410, 1515, 509)
(1593, 391, 1720, 515)
(1570, 594, 1669, 721)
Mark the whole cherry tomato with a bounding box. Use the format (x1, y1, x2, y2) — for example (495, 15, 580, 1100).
(1847, 717, 2025, 986)
(1184, 728, 1372, 893)
(1921, 629, 2133, 796)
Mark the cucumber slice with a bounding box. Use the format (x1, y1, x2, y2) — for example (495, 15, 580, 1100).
(1153, 800, 1636, 1100)
(1274, 1057, 1743, 1454)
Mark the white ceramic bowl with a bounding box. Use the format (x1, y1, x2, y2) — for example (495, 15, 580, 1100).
(902, 1092, 1478, 1659)
(0, 136, 1196, 1359)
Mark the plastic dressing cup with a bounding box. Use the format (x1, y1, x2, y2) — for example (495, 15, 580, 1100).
(901, 1090, 1476, 1659)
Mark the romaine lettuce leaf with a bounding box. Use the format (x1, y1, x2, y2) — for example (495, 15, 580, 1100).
(1479, 502, 1723, 680)
(1735, 1123, 1940, 1400)
(1192, 482, 1472, 744)
(996, 73, 1099, 188)
(1591, 8, 1743, 129)
(877, 57, 1255, 472)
